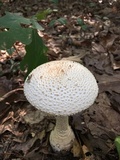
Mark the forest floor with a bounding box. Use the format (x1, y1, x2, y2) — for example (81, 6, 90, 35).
(0, 0, 120, 160)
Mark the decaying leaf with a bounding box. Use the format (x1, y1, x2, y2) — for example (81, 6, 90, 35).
(71, 138, 83, 157)
(37, 130, 46, 140)
(23, 110, 46, 125)
(96, 73, 120, 93)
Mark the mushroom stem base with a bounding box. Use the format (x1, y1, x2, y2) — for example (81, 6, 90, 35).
(49, 116, 75, 152)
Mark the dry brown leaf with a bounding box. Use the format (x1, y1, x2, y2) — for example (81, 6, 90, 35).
(37, 130, 46, 140)
(96, 73, 120, 93)
(92, 42, 105, 53)
(62, 52, 86, 63)
(46, 122, 55, 132)
(0, 76, 12, 97)
(82, 145, 89, 154)
(12, 137, 38, 155)
(105, 34, 118, 49)
(82, 145, 94, 160)
(79, 92, 120, 158)
(23, 110, 46, 125)
(24, 148, 44, 160)
(99, 7, 113, 15)
(108, 92, 120, 114)
(71, 138, 82, 157)
(109, 52, 120, 70)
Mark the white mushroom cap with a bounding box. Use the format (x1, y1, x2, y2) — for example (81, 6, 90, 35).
(24, 60, 98, 116)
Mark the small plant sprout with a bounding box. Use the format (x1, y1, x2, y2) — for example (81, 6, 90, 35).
(115, 136, 120, 160)
(24, 60, 98, 152)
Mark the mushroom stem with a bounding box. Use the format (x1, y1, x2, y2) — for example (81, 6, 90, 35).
(50, 116, 75, 152)
(56, 116, 69, 131)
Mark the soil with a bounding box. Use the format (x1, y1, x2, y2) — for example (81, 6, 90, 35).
(0, 0, 120, 160)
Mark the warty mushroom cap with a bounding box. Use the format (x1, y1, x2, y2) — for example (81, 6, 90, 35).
(24, 60, 98, 116)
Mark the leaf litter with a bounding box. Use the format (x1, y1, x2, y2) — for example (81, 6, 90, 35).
(0, 0, 120, 160)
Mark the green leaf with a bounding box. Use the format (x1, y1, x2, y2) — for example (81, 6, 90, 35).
(77, 18, 84, 26)
(115, 136, 120, 159)
(49, 0, 59, 5)
(12, 26, 32, 44)
(57, 18, 67, 25)
(0, 12, 31, 28)
(81, 24, 88, 31)
(20, 29, 48, 76)
(49, 18, 67, 27)
(0, 1, 3, 8)
(49, 19, 56, 27)
(0, 26, 32, 50)
(30, 18, 44, 30)
(0, 31, 14, 49)
(0, 12, 45, 50)
(89, 2, 96, 7)
(6, 47, 15, 55)
(36, 8, 52, 20)
(0, 12, 45, 31)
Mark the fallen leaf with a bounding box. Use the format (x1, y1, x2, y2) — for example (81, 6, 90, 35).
(23, 110, 46, 125)
(37, 130, 46, 140)
(12, 137, 38, 155)
(71, 138, 83, 157)
(99, 34, 117, 50)
(24, 148, 44, 160)
(92, 42, 105, 53)
(96, 73, 120, 93)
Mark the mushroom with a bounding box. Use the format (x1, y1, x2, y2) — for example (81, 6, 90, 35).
(24, 60, 98, 152)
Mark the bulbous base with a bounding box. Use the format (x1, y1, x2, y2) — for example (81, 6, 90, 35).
(50, 126, 75, 152)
